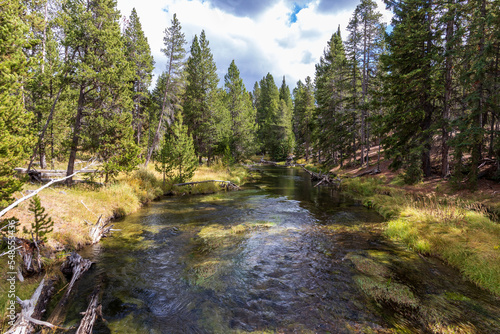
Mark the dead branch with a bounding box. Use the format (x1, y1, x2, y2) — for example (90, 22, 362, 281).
(1, 160, 97, 219)
(260, 158, 280, 166)
(0, 246, 22, 257)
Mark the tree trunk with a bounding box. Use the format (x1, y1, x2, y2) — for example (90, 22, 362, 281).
(144, 40, 175, 167)
(469, 0, 487, 188)
(66, 86, 85, 184)
(362, 19, 368, 167)
(442, 0, 454, 177)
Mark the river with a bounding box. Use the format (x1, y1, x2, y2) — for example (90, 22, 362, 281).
(60, 166, 500, 333)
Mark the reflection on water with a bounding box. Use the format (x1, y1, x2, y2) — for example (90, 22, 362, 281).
(65, 167, 500, 333)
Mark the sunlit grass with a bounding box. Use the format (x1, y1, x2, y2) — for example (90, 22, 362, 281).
(342, 177, 500, 296)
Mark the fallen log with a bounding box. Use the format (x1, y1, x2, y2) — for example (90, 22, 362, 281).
(76, 288, 102, 334)
(259, 158, 280, 166)
(353, 167, 381, 178)
(301, 166, 342, 188)
(5, 279, 62, 334)
(45, 253, 92, 327)
(174, 180, 241, 190)
(1, 160, 97, 218)
(15, 168, 99, 174)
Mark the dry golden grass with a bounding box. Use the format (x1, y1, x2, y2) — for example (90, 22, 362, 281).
(4, 167, 164, 249)
(4, 163, 249, 250)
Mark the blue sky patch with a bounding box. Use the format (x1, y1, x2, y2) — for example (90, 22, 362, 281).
(289, 3, 306, 24)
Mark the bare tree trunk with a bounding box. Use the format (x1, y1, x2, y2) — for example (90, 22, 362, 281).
(66, 86, 85, 184)
(442, 0, 454, 177)
(488, 44, 499, 159)
(144, 41, 175, 167)
(469, 0, 487, 187)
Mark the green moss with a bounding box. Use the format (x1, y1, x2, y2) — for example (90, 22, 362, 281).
(354, 275, 419, 308)
(346, 254, 391, 278)
(342, 176, 500, 296)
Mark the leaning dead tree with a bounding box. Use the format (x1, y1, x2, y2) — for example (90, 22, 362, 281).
(174, 180, 241, 191)
(301, 166, 342, 188)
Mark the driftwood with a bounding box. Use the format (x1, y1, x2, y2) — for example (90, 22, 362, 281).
(76, 288, 102, 334)
(88, 215, 113, 245)
(174, 180, 241, 191)
(45, 253, 92, 327)
(1, 160, 97, 219)
(5, 279, 62, 334)
(301, 166, 342, 188)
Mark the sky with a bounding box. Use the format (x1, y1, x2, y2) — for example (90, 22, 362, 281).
(115, 0, 393, 92)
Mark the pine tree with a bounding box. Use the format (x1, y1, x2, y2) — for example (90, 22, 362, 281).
(314, 29, 351, 167)
(278, 76, 295, 158)
(224, 60, 257, 161)
(293, 77, 315, 161)
(24, 0, 50, 169)
(456, 0, 498, 188)
(145, 13, 186, 166)
(155, 114, 197, 184)
(123, 8, 155, 149)
(381, 0, 442, 183)
(0, 2, 33, 208)
(63, 0, 135, 183)
(26, 195, 54, 244)
(183, 30, 221, 164)
(347, 0, 384, 167)
(85, 111, 142, 183)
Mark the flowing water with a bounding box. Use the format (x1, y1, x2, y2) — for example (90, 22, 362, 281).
(61, 166, 499, 333)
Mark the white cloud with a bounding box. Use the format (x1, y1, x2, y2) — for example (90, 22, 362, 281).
(116, 0, 392, 91)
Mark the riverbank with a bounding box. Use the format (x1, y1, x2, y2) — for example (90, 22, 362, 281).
(3, 164, 248, 249)
(0, 163, 249, 330)
(337, 161, 500, 296)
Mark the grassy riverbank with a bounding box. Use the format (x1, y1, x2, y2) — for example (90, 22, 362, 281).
(0, 163, 249, 329)
(341, 174, 500, 296)
(4, 163, 249, 250)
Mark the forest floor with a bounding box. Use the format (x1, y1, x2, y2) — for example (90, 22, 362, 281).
(329, 151, 500, 296)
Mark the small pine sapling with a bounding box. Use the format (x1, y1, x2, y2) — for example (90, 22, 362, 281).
(25, 195, 54, 244)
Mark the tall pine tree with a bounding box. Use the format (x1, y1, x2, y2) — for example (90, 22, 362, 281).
(224, 60, 257, 161)
(62, 0, 137, 183)
(123, 8, 154, 149)
(381, 0, 442, 183)
(183, 30, 221, 164)
(145, 13, 186, 166)
(0, 2, 33, 208)
(315, 28, 351, 167)
(293, 77, 315, 161)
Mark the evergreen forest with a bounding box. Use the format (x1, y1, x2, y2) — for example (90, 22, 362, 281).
(1, 0, 499, 209)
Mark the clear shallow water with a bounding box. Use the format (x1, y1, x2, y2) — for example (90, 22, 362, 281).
(60, 167, 500, 333)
